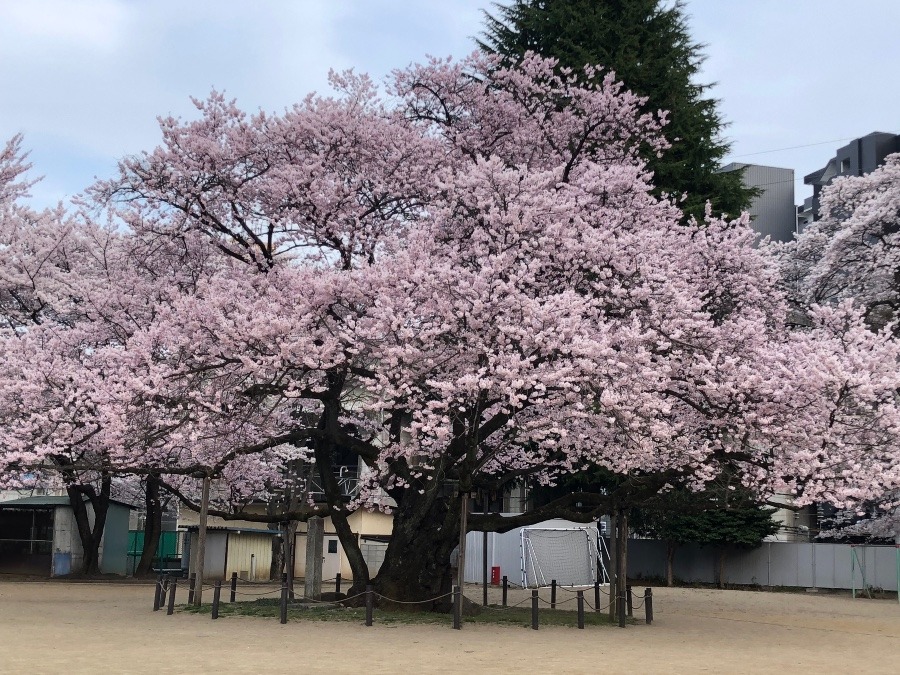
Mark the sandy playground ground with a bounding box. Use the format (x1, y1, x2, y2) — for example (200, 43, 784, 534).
(0, 580, 897, 674)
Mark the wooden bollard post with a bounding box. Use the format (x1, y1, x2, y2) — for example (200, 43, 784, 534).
(211, 580, 222, 620)
(166, 576, 177, 615)
(551, 579, 557, 609)
(502, 575, 508, 607)
(594, 580, 601, 613)
(577, 590, 585, 629)
(335, 573, 342, 595)
(187, 573, 196, 605)
(452, 585, 461, 630)
(645, 588, 653, 625)
(626, 584, 633, 617)
(230, 572, 237, 603)
(153, 574, 163, 611)
(365, 585, 374, 627)
(617, 589, 626, 628)
(279, 574, 288, 625)
(531, 589, 539, 630)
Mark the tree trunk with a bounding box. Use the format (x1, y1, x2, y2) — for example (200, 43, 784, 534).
(135, 474, 162, 576)
(66, 475, 111, 576)
(371, 486, 461, 610)
(608, 510, 617, 620)
(716, 548, 726, 589)
(269, 529, 285, 582)
(666, 540, 675, 587)
(615, 506, 628, 616)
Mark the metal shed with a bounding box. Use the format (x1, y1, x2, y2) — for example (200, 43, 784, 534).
(0, 496, 133, 576)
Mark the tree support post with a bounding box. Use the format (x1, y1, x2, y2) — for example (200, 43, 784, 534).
(365, 584, 374, 627)
(230, 572, 237, 603)
(211, 580, 221, 620)
(153, 574, 162, 611)
(576, 590, 585, 629)
(645, 588, 653, 625)
(280, 573, 288, 625)
(531, 589, 539, 630)
(166, 576, 177, 616)
(452, 585, 461, 630)
(193, 475, 211, 607)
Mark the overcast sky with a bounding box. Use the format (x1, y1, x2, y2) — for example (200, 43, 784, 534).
(1, 0, 898, 209)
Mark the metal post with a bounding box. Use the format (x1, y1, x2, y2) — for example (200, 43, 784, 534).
(153, 574, 162, 611)
(187, 573, 196, 605)
(502, 575, 508, 607)
(230, 571, 237, 603)
(551, 579, 557, 609)
(335, 573, 342, 595)
(645, 588, 653, 624)
(851, 546, 856, 599)
(166, 576, 177, 615)
(194, 475, 211, 607)
(453, 585, 461, 630)
(577, 591, 585, 629)
(531, 589, 539, 630)
(365, 584, 374, 627)
(626, 584, 633, 617)
(594, 580, 601, 613)
(482, 492, 489, 607)
(279, 573, 288, 625)
(211, 580, 221, 620)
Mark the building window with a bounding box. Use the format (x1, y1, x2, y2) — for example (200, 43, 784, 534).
(841, 158, 851, 173)
(327, 539, 338, 554)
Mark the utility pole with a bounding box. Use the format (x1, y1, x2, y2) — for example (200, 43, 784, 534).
(193, 474, 211, 607)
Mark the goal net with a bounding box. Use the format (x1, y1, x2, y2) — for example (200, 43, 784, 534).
(520, 527, 597, 588)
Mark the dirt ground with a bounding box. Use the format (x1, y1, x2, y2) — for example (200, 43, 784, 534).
(0, 580, 897, 674)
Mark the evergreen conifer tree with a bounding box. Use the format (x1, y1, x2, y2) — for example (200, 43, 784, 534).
(479, 0, 754, 220)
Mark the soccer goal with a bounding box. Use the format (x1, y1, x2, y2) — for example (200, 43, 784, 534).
(520, 527, 599, 588)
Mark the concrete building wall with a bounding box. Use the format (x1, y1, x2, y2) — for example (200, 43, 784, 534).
(51, 506, 83, 575)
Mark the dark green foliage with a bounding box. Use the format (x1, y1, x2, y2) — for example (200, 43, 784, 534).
(631, 484, 780, 550)
(479, 0, 755, 221)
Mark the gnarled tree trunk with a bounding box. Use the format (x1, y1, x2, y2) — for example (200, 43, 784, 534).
(371, 487, 462, 610)
(135, 474, 162, 576)
(66, 475, 111, 576)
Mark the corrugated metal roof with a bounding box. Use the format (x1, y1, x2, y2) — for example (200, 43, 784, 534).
(0, 496, 135, 509)
(182, 525, 277, 535)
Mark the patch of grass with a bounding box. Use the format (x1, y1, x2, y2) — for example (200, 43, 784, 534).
(179, 598, 626, 628)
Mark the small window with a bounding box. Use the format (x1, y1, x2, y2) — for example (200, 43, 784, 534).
(327, 540, 338, 554)
(841, 158, 851, 173)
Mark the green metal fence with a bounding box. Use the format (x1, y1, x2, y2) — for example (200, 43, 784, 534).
(126, 530, 181, 575)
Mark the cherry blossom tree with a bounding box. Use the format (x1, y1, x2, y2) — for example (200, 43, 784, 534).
(4, 54, 894, 599)
(775, 156, 900, 542)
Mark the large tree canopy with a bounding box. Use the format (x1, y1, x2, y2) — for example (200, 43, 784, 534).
(2, 57, 897, 595)
(479, 0, 754, 221)
(776, 154, 900, 541)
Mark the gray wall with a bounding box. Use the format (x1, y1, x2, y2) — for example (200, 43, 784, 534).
(100, 503, 131, 576)
(721, 162, 796, 242)
(626, 539, 898, 591)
